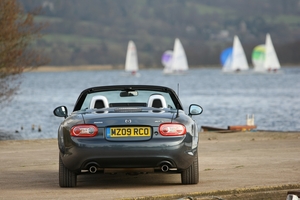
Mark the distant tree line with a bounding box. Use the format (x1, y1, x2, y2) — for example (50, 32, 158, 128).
(19, 0, 300, 66)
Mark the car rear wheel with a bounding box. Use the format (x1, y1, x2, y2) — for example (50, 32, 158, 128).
(181, 153, 199, 184)
(59, 155, 77, 187)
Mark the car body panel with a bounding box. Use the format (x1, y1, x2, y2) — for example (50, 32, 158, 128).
(54, 85, 203, 186)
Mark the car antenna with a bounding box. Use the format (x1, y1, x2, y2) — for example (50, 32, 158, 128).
(176, 83, 179, 118)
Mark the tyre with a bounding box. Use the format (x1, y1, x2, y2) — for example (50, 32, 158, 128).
(181, 153, 199, 184)
(59, 156, 77, 187)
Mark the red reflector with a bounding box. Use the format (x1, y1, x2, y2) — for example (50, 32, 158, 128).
(158, 123, 186, 136)
(70, 124, 98, 137)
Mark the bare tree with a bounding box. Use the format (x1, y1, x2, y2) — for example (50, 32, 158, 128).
(0, 0, 48, 105)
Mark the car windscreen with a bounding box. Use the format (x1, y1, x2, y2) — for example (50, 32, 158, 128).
(80, 90, 176, 110)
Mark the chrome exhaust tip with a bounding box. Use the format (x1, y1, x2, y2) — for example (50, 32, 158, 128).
(89, 165, 98, 173)
(161, 164, 169, 172)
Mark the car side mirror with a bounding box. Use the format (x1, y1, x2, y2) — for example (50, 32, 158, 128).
(188, 104, 203, 116)
(53, 106, 68, 118)
(286, 194, 299, 200)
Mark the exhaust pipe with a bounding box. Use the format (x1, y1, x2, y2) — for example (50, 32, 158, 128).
(89, 165, 98, 173)
(161, 164, 169, 172)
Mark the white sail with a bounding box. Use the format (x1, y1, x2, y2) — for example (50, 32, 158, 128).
(125, 40, 139, 73)
(231, 36, 249, 71)
(172, 38, 189, 72)
(222, 35, 249, 72)
(163, 38, 189, 74)
(264, 33, 280, 71)
(253, 34, 281, 73)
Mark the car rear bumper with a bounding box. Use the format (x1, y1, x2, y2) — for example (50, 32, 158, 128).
(60, 135, 197, 172)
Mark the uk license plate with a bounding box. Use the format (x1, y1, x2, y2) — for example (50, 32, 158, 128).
(106, 127, 151, 138)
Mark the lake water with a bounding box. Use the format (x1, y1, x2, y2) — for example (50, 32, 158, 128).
(1, 67, 300, 140)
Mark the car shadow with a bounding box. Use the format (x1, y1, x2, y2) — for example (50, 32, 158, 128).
(5, 168, 181, 190)
(77, 172, 182, 188)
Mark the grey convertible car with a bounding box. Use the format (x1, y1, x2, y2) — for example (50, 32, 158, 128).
(53, 85, 203, 187)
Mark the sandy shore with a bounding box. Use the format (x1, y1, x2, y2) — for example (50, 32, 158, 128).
(0, 131, 299, 199)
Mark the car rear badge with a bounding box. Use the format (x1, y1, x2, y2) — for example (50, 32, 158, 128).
(125, 119, 132, 123)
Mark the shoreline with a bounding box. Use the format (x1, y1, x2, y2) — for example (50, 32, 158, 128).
(0, 129, 23, 140)
(25, 65, 300, 73)
(25, 65, 116, 72)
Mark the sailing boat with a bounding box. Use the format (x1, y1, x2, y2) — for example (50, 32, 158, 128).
(162, 38, 189, 75)
(252, 33, 280, 73)
(124, 40, 140, 77)
(251, 44, 265, 71)
(221, 35, 249, 73)
(161, 50, 173, 73)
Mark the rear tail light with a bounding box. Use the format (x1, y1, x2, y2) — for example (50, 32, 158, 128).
(70, 124, 98, 137)
(159, 123, 186, 136)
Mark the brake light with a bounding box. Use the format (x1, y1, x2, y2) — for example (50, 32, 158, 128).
(70, 124, 98, 137)
(158, 123, 186, 136)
